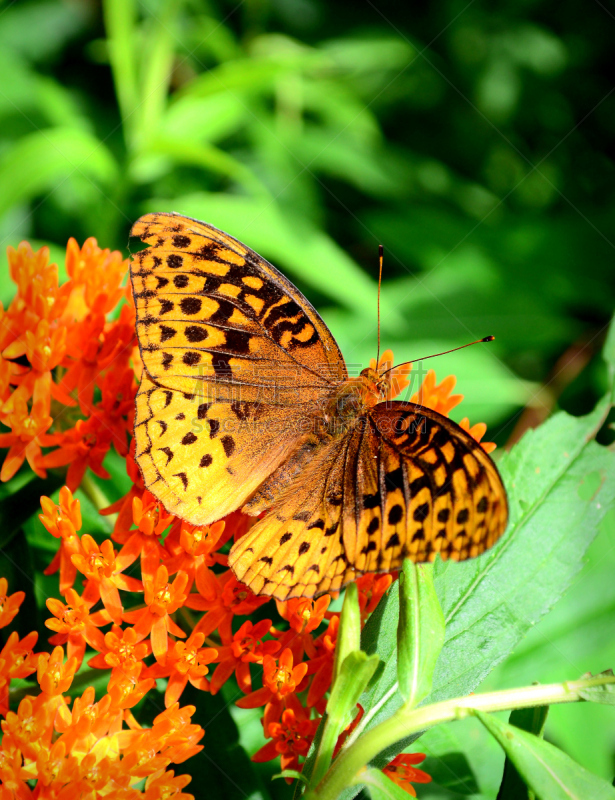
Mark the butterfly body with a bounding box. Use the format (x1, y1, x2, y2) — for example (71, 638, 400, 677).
(130, 212, 508, 600)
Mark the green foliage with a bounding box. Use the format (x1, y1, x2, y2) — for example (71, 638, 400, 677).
(396, 561, 445, 707)
(475, 710, 615, 800)
(497, 706, 549, 800)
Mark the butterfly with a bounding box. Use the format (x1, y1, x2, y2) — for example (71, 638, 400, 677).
(130, 212, 508, 600)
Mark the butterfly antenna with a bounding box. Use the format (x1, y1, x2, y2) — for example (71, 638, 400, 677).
(376, 245, 383, 365)
(381, 336, 495, 376)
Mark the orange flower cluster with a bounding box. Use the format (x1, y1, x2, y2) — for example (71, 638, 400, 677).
(0, 239, 137, 487)
(0, 578, 202, 799)
(0, 237, 497, 796)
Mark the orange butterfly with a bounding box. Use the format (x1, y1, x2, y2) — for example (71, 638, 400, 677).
(130, 213, 508, 600)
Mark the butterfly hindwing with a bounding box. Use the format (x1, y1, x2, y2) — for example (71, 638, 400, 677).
(229, 436, 358, 600)
(229, 402, 508, 599)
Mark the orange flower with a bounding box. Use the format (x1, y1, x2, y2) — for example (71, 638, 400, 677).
(356, 573, 394, 621)
(40, 487, 85, 593)
(45, 588, 110, 667)
(275, 595, 331, 660)
(0, 578, 24, 629)
(65, 236, 129, 316)
(1, 693, 50, 762)
(97, 366, 136, 456)
(306, 614, 340, 709)
(148, 631, 218, 707)
(0, 394, 52, 481)
(164, 518, 227, 598)
(144, 771, 193, 800)
(0, 631, 40, 717)
(210, 618, 280, 695)
(6, 242, 70, 322)
(88, 624, 151, 673)
(188, 571, 270, 641)
(252, 694, 319, 777)
(36, 645, 78, 697)
(41, 416, 113, 492)
(112, 493, 173, 583)
(382, 752, 432, 796)
(236, 648, 309, 709)
(53, 685, 114, 751)
(28, 739, 78, 792)
(123, 565, 188, 663)
(107, 662, 156, 709)
(71, 534, 143, 624)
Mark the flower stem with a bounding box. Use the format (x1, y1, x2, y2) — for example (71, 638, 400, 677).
(313, 674, 615, 800)
(80, 473, 116, 527)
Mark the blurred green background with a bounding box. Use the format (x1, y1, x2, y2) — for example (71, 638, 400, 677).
(0, 0, 613, 796)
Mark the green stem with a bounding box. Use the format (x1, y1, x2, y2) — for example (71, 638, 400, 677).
(80, 473, 115, 529)
(313, 674, 615, 800)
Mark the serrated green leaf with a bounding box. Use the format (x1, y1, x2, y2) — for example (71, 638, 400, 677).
(397, 561, 444, 706)
(476, 710, 615, 800)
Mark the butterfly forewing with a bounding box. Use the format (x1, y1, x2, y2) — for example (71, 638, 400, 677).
(131, 212, 346, 402)
(130, 212, 347, 526)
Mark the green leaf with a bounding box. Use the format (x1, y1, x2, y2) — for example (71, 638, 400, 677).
(0, 127, 118, 218)
(578, 670, 615, 705)
(509, 705, 549, 737)
(603, 315, 615, 391)
(360, 767, 421, 800)
(273, 770, 308, 785)
(333, 584, 361, 685)
(309, 650, 380, 790)
(476, 709, 615, 800)
(328, 651, 380, 729)
(355, 392, 614, 757)
(397, 561, 445, 707)
(423, 751, 480, 796)
(497, 706, 549, 800)
(0, 473, 64, 549)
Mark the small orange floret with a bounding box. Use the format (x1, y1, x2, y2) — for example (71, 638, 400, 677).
(383, 752, 432, 796)
(0, 578, 25, 630)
